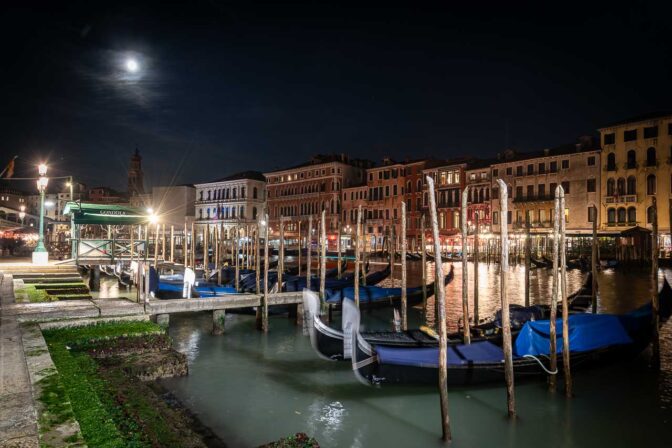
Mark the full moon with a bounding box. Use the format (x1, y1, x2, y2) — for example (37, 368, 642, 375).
(125, 58, 139, 73)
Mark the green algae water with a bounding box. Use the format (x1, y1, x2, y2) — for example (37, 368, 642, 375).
(160, 263, 672, 447)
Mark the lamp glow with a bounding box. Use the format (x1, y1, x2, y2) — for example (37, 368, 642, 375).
(38, 163, 48, 176)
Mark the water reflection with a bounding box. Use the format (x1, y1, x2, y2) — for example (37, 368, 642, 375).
(159, 261, 672, 447)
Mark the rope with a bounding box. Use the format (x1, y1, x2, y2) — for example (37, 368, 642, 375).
(523, 354, 557, 375)
(353, 356, 377, 370)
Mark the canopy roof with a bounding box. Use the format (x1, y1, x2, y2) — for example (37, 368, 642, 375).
(63, 202, 151, 225)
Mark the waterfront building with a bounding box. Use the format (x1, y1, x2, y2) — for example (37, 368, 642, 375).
(264, 154, 371, 248)
(194, 171, 266, 237)
(364, 159, 407, 250)
(490, 137, 601, 237)
(87, 187, 127, 205)
(151, 185, 196, 228)
(340, 182, 367, 248)
(598, 112, 672, 235)
(465, 159, 494, 232)
(421, 160, 469, 249)
(404, 159, 442, 250)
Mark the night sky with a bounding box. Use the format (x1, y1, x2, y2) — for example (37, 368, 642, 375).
(2, 1, 671, 191)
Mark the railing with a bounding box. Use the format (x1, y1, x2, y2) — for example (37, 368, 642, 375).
(75, 238, 147, 263)
(605, 195, 637, 204)
(605, 221, 638, 227)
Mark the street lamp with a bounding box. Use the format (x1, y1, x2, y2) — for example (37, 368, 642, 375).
(33, 164, 49, 265)
(19, 205, 25, 225)
(66, 177, 75, 259)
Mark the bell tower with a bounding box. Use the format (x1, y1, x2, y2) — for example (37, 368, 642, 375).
(128, 148, 145, 196)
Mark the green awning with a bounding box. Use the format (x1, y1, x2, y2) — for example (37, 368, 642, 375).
(63, 202, 152, 225)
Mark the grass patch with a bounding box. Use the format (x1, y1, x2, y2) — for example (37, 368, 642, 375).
(42, 321, 165, 448)
(33, 282, 88, 289)
(15, 285, 53, 302)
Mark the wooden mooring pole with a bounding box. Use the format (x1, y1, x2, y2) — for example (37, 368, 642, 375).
(591, 206, 598, 314)
(337, 220, 342, 279)
(421, 214, 428, 324)
(401, 201, 408, 331)
(320, 210, 327, 313)
(258, 214, 270, 332)
(255, 225, 261, 295)
(525, 212, 531, 307)
(354, 205, 362, 308)
(426, 176, 451, 443)
(549, 186, 561, 392)
(190, 222, 195, 270)
(460, 187, 471, 343)
(497, 178, 516, 418)
(652, 197, 661, 369)
(474, 214, 479, 323)
(278, 217, 284, 289)
(306, 216, 312, 291)
(559, 188, 572, 397)
(298, 220, 302, 277)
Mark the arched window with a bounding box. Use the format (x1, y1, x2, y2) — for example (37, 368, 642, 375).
(627, 207, 636, 224)
(647, 147, 656, 166)
(207, 191, 211, 200)
(607, 178, 615, 196)
(407, 181, 412, 193)
(607, 208, 615, 224)
(627, 150, 636, 169)
(199, 209, 203, 219)
(617, 207, 626, 223)
(241, 187, 246, 198)
(232, 188, 237, 199)
(417, 179, 422, 192)
(607, 153, 616, 171)
(485, 188, 490, 201)
(647, 206, 655, 224)
(617, 178, 625, 195)
(240, 206, 245, 219)
(647, 174, 656, 195)
(253, 187, 258, 199)
(231, 207, 236, 218)
(627, 176, 637, 195)
(206, 208, 211, 218)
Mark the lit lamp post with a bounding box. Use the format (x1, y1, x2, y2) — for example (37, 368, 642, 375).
(66, 177, 75, 259)
(33, 163, 49, 265)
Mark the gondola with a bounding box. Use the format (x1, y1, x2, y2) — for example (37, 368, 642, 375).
(303, 272, 592, 361)
(325, 266, 455, 309)
(149, 267, 239, 299)
(346, 278, 672, 386)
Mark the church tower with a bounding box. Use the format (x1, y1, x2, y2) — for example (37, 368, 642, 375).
(128, 148, 145, 196)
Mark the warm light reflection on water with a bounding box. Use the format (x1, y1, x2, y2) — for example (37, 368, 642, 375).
(156, 260, 672, 447)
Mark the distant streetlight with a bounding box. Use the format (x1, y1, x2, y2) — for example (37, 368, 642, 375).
(19, 205, 25, 225)
(33, 163, 49, 265)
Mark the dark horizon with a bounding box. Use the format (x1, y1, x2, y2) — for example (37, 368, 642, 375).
(2, 1, 671, 191)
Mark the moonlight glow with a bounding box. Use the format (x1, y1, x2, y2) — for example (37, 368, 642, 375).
(125, 58, 139, 73)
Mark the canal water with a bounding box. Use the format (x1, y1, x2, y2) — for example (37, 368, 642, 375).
(159, 262, 672, 447)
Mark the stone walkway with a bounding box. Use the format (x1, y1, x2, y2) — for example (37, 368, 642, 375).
(0, 274, 38, 448)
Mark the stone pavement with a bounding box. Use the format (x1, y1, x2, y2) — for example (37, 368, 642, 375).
(0, 274, 38, 448)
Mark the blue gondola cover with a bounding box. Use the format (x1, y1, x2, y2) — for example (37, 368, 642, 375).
(514, 314, 633, 357)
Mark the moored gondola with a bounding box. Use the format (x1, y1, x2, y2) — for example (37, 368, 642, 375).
(346, 278, 672, 386)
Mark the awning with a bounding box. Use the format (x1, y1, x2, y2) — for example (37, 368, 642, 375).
(63, 202, 151, 225)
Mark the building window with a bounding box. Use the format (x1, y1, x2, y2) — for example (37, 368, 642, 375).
(516, 186, 523, 198)
(617, 207, 626, 224)
(627, 150, 637, 169)
(607, 153, 616, 171)
(587, 179, 596, 193)
(550, 161, 558, 173)
(561, 159, 569, 169)
(527, 164, 534, 175)
(526, 185, 534, 198)
(550, 182, 557, 195)
(493, 168, 499, 177)
(647, 206, 656, 224)
(647, 174, 656, 195)
(647, 147, 657, 166)
(561, 181, 570, 194)
(626, 176, 636, 195)
(507, 211, 512, 225)
(627, 207, 636, 224)
(607, 208, 615, 224)
(604, 133, 615, 145)
(588, 206, 597, 223)
(506, 167, 512, 175)
(644, 126, 658, 139)
(492, 186, 499, 199)
(538, 162, 546, 174)
(516, 166, 523, 176)
(617, 178, 625, 195)
(493, 211, 499, 225)
(538, 184, 546, 197)
(587, 156, 596, 166)
(624, 129, 637, 142)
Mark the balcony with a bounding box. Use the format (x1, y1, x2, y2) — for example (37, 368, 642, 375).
(606, 221, 638, 227)
(512, 194, 554, 203)
(604, 195, 637, 204)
